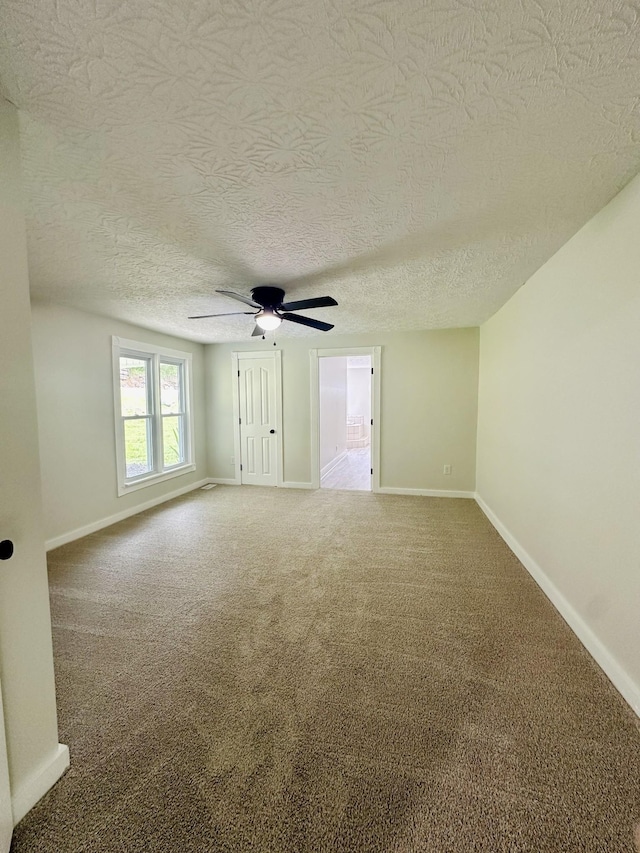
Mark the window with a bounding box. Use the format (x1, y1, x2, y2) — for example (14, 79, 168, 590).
(112, 337, 195, 495)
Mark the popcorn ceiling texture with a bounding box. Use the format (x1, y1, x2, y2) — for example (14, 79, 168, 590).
(1, 0, 639, 342)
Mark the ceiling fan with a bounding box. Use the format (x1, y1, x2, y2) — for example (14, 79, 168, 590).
(189, 286, 338, 336)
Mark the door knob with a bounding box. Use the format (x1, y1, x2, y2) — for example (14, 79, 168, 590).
(269, 429, 275, 434)
(0, 540, 14, 561)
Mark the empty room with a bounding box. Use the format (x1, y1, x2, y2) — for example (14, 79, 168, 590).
(1, 1, 639, 851)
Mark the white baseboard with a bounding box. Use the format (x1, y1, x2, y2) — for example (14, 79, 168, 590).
(281, 481, 314, 490)
(209, 479, 314, 489)
(321, 450, 348, 479)
(377, 487, 475, 499)
(45, 479, 211, 551)
(475, 493, 640, 719)
(12, 743, 69, 825)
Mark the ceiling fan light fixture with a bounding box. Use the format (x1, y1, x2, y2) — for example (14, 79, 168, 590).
(255, 309, 282, 331)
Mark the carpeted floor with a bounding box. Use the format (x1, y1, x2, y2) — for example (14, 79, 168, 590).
(11, 487, 640, 852)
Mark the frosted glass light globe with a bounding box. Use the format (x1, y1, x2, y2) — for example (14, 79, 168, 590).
(255, 310, 282, 331)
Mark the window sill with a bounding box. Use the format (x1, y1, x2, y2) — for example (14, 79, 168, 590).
(117, 463, 196, 497)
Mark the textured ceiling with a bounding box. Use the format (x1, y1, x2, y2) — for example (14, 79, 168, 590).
(1, 0, 639, 342)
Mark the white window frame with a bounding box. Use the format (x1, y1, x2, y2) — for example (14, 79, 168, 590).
(112, 336, 195, 496)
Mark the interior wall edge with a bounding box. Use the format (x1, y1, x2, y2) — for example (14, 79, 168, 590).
(475, 492, 640, 719)
(11, 743, 69, 826)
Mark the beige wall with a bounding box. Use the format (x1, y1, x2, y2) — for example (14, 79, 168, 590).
(206, 328, 479, 491)
(319, 357, 347, 472)
(31, 303, 208, 544)
(0, 101, 62, 808)
(476, 173, 640, 706)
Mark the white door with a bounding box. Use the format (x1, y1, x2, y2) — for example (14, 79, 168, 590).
(0, 678, 11, 852)
(238, 354, 280, 486)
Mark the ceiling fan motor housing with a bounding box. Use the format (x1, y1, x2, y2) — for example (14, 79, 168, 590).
(251, 286, 285, 309)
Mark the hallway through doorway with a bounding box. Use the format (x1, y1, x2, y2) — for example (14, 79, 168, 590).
(319, 355, 371, 491)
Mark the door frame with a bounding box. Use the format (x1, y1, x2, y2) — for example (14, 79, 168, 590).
(310, 346, 381, 492)
(0, 676, 11, 852)
(231, 350, 284, 487)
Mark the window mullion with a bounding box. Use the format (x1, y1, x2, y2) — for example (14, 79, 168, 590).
(180, 363, 188, 462)
(152, 354, 162, 474)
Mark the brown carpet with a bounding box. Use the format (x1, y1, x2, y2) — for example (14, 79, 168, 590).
(11, 487, 640, 852)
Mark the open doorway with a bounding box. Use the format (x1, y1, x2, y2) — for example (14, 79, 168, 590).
(318, 354, 372, 491)
(310, 346, 381, 492)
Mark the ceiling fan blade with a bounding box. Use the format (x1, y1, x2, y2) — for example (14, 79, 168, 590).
(281, 312, 334, 332)
(188, 311, 255, 319)
(216, 289, 261, 308)
(251, 323, 265, 337)
(279, 296, 338, 311)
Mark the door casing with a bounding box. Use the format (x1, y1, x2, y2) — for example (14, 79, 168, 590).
(0, 678, 11, 853)
(310, 347, 381, 491)
(231, 350, 283, 486)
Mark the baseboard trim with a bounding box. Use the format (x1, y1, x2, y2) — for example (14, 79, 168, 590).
(45, 479, 211, 551)
(321, 450, 348, 479)
(377, 487, 475, 499)
(208, 480, 314, 490)
(12, 743, 70, 825)
(475, 493, 640, 719)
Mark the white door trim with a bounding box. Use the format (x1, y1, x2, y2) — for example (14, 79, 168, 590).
(310, 346, 381, 492)
(231, 350, 283, 487)
(0, 677, 11, 853)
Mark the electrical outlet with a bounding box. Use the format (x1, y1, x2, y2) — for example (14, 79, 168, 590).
(231, 456, 235, 465)
(443, 464, 452, 475)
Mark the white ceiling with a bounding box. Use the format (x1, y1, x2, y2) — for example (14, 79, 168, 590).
(1, 0, 639, 343)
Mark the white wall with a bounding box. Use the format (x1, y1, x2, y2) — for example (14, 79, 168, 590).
(476, 173, 640, 712)
(0, 100, 63, 818)
(31, 303, 208, 545)
(319, 357, 347, 473)
(206, 328, 479, 491)
(347, 365, 371, 443)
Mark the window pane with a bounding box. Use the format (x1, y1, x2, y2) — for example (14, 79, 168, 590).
(162, 415, 184, 467)
(160, 362, 182, 414)
(124, 418, 153, 477)
(120, 357, 150, 416)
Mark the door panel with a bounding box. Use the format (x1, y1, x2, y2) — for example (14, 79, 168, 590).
(246, 436, 256, 474)
(239, 357, 278, 486)
(244, 370, 254, 424)
(261, 437, 271, 475)
(260, 368, 270, 423)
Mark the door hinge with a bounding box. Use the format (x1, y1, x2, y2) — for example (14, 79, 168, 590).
(370, 418, 373, 426)
(239, 417, 241, 425)
(240, 464, 243, 471)
(370, 468, 373, 475)
(371, 367, 374, 374)
(238, 369, 240, 377)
